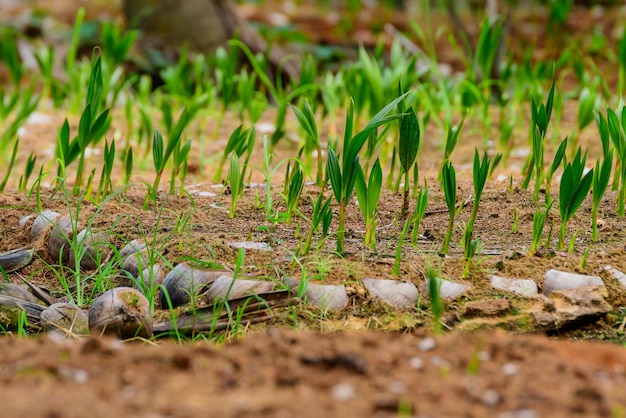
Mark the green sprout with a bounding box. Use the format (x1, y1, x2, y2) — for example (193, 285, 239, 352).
(592, 151, 613, 242)
(143, 107, 188, 210)
(399, 106, 420, 216)
(440, 161, 456, 255)
(327, 93, 408, 254)
(558, 147, 593, 250)
(355, 159, 383, 248)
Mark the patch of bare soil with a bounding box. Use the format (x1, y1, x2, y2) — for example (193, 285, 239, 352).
(1, 329, 625, 418)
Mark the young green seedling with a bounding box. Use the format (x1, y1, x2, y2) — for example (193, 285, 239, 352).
(592, 151, 613, 242)
(440, 161, 456, 255)
(559, 147, 593, 250)
(393, 215, 412, 276)
(545, 136, 568, 202)
(439, 115, 466, 186)
(529, 200, 554, 256)
(301, 189, 333, 256)
(355, 159, 383, 248)
(523, 72, 556, 197)
(18, 152, 37, 193)
(292, 99, 324, 186)
(143, 107, 188, 210)
(399, 107, 420, 216)
(214, 125, 251, 183)
(327, 93, 409, 254)
(95, 138, 115, 203)
(228, 152, 244, 219)
(462, 149, 492, 277)
(284, 162, 304, 220)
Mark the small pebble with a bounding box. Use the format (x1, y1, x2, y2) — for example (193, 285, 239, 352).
(418, 337, 436, 352)
(498, 410, 537, 418)
(58, 366, 88, 384)
(388, 380, 406, 395)
(501, 362, 519, 376)
(482, 389, 500, 406)
(331, 382, 356, 401)
(478, 350, 491, 362)
(409, 356, 424, 370)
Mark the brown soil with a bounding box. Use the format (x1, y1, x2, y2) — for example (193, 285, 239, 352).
(1, 1, 626, 417)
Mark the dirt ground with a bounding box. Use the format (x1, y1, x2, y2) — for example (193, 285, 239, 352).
(1, 1, 626, 417)
(1, 329, 625, 418)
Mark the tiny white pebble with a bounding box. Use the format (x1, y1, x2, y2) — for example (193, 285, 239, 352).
(418, 337, 436, 352)
(331, 382, 356, 401)
(501, 362, 518, 376)
(478, 350, 491, 362)
(409, 356, 424, 370)
(498, 410, 537, 418)
(388, 381, 406, 395)
(482, 389, 500, 406)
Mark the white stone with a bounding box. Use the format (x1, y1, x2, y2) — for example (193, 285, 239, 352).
(490, 275, 538, 296)
(423, 277, 470, 299)
(228, 241, 272, 252)
(331, 383, 356, 401)
(362, 278, 419, 308)
(543, 269, 604, 296)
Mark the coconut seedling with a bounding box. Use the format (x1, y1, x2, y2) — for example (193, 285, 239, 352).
(88, 287, 153, 339)
(558, 147, 593, 250)
(462, 149, 492, 277)
(591, 150, 613, 242)
(440, 161, 456, 255)
(355, 159, 383, 248)
(327, 93, 409, 254)
(529, 200, 554, 256)
(398, 106, 420, 216)
(522, 72, 555, 200)
(300, 189, 333, 256)
(143, 107, 188, 210)
(292, 99, 323, 186)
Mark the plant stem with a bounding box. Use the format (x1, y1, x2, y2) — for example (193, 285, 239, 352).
(337, 199, 346, 254)
(559, 220, 567, 250)
(441, 215, 455, 255)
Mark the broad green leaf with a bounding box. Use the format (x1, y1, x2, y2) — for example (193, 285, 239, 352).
(399, 107, 420, 172)
(594, 112, 609, 157)
(549, 137, 568, 177)
(536, 103, 548, 134)
(163, 107, 188, 166)
(607, 109, 622, 154)
(593, 150, 613, 206)
(473, 149, 490, 202)
(559, 164, 575, 220)
(327, 147, 342, 204)
(152, 130, 164, 171)
(224, 125, 245, 156)
(77, 104, 92, 147)
(89, 109, 110, 143)
(229, 152, 241, 199)
(442, 161, 456, 213)
(566, 169, 593, 221)
(367, 159, 383, 218)
(354, 164, 368, 219)
(546, 71, 555, 123)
